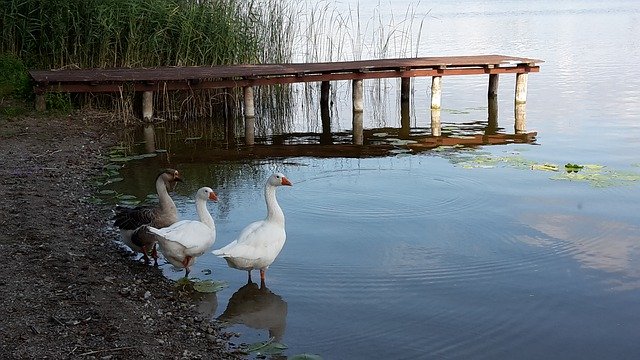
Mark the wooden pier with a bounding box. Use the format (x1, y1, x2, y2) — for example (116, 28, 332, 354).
(29, 55, 542, 144)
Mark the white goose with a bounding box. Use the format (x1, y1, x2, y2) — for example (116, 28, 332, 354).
(112, 169, 182, 264)
(212, 173, 292, 284)
(140, 187, 218, 277)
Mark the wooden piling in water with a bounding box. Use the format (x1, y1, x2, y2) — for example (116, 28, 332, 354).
(431, 76, 442, 110)
(352, 79, 364, 145)
(515, 73, 528, 104)
(514, 72, 528, 134)
(431, 109, 442, 136)
(243, 86, 255, 145)
(142, 91, 153, 122)
(320, 81, 332, 144)
(515, 103, 527, 134)
(488, 74, 499, 98)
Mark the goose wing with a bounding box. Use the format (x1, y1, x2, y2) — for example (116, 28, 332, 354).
(148, 220, 214, 251)
(112, 205, 157, 230)
(213, 220, 285, 261)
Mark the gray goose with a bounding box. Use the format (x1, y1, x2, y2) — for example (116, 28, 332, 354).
(112, 169, 183, 264)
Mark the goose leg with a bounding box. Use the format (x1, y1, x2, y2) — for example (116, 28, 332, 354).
(247, 271, 252, 283)
(141, 245, 150, 264)
(260, 269, 266, 283)
(182, 256, 192, 278)
(151, 244, 158, 267)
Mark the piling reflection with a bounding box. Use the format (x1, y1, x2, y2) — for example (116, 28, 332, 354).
(218, 281, 288, 341)
(487, 96, 499, 135)
(128, 118, 536, 163)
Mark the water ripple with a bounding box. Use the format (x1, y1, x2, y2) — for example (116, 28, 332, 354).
(289, 168, 488, 220)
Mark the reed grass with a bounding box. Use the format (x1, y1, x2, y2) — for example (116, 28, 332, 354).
(1, 0, 268, 69)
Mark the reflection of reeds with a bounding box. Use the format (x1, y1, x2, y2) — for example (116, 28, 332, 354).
(293, 1, 428, 132)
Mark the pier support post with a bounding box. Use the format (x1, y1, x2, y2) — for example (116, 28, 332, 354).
(142, 91, 153, 122)
(431, 109, 442, 137)
(320, 81, 332, 144)
(35, 94, 46, 112)
(243, 86, 255, 145)
(515, 73, 528, 105)
(515, 103, 527, 134)
(352, 79, 364, 145)
(143, 124, 156, 153)
(431, 76, 442, 110)
(488, 74, 499, 98)
(400, 77, 411, 138)
(514, 73, 528, 134)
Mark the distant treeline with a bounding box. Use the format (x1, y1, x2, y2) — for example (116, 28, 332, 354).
(0, 0, 294, 69)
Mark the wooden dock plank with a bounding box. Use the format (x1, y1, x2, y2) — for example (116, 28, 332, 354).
(29, 55, 543, 90)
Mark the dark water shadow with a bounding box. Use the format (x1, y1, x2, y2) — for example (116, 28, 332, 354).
(218, 281, 288, 341)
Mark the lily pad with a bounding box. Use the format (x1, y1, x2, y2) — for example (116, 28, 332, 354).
(564, 163, 584, 173)
(86, 196, 105, 204)
(192, 279, 228, 293)
(104, 177, 124, 184)
(244, 339, 288, 355)
(116, 194, 138, 200)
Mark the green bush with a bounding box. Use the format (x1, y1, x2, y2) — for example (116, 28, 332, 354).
(0, 53, 31, 99)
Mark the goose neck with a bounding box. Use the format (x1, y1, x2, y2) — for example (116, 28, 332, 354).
(156, 176, 176, 211)
(265, 184, 284, 225)
(196, 197, 215, 230)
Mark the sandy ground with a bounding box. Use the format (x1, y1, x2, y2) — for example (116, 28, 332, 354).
(0, 104, 243, 359)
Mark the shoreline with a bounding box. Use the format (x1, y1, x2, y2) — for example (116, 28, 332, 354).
(0, 107, 241, 359)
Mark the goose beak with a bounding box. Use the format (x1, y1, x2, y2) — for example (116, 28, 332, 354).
(174, 173, 184, 182)
(281, 177, 292, 186)
(209, 192, 219, 202)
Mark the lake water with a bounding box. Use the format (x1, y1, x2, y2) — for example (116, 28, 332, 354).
(106, 1, 640, 359)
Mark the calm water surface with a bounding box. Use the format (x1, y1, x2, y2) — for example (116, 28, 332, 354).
(109, 1, 640, 359)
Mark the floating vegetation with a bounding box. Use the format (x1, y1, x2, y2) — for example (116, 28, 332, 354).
(550, 167, 640, 188)
(531, 164, 559, 172)
(447, 150, 640, 188)
(174, 277, 228, 294)
(564, 163, 584, 173)
(242, 338, 288, 356)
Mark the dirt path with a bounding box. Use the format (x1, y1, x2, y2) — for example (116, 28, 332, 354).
(0, 107, 241, 359)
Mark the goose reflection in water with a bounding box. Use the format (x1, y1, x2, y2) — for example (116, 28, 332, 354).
(218, 281, 288, 341)
(193, 292, 218, 320)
